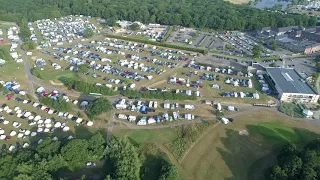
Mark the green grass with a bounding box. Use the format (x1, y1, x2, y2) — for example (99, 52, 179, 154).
(114, 128, 176, 145)
(247, 122, 317, 146)
(35, 67, 77, 81)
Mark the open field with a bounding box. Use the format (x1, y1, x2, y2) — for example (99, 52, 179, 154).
(113, 109, 320, 180)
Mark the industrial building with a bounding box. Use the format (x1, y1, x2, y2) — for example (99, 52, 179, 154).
(265, 67, 319, 103)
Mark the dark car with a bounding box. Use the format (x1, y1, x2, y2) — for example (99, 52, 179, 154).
(2, 144, 6, 151)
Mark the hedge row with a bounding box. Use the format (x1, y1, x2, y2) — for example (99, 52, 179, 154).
(120, 89, 197, 100)
(162, 25, 175, 42)
(59, 77, 118, 96)
(107, 34, 208, 55)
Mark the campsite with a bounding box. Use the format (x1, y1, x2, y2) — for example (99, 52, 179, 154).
(0, 10, 319, 180)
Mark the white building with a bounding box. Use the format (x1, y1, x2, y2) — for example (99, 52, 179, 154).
(266, 67, 319, 104)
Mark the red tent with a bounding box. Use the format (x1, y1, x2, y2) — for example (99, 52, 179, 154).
(6, 94, 12, 100)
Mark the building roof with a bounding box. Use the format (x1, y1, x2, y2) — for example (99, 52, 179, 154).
(266, 67, 318, 94)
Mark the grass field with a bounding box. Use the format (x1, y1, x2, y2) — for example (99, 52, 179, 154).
(113, 109, 320, 180)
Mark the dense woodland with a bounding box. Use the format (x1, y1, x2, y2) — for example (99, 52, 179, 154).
(0, 133, 177, 180)
(0, 0, 318, 31)
(267, 140, 320, 180)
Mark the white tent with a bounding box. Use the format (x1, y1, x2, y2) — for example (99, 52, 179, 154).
(44, 119, 51, 124)
(10, 131, 17, 136)
(54, 122, 62, 128)
(9, 145, 15, 152)
(17, 133, 24, 138)
(28, 116, 35, 120)
(33, 102, 39, 107)
(3, 106, 9, 111)
(67, 114, 73, 119)
(17, 114, 22, 118)
(23, 143, 29, 148)
(16, 110, 22, 114)
(0, 129, 4, 135)
(45, 124, 52, 128)
(44, 128, 50, 133)
(58, 112, 64, 116)
(0, 108, 3, 112)
(37, 128, 43, 132)
(34, 115, 41, 121)
(31, 132, 37, 136)
(0, 135, 6, 139)
(62, 126, 70, 132)
(87, 121, 93, 126)
(24, 130, 31, 135)
(14, 107, 20, 111)
(303, 109, 313, 118)
(6, 109, 12, 113)
(48, 110, 54, 114)
(24, 111, 31, 117)
(3, 120, 9, 125)
(38, 120, 44, 124)
(76, 118, 83, 123)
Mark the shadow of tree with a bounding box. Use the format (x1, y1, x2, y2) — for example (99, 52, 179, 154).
(217, 125, 320, 180)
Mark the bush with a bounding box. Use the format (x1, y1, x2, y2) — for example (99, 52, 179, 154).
(31, 68, 43, 79)
(120, 89, 197, 100)
(23, 40, 36, 51)
(107, 34, 208, 55)
(83, 28, 94, 38)
(279, 102, 304, 118)
(39, 96, 70, 112)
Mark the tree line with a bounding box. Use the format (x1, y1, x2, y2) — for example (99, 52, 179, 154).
(0, 0, 317, 31)
(0, 133, 177, 180)
(107, 34, 207, 54)
(60, 77, 197, 100)
(120, 89, 197, 100)
(267, 140, 320, 180)
(59, 77, 118, 96)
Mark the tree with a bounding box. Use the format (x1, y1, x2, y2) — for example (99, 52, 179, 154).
(159, 163, 178, 180)
(88, 133, 106, 160)
(61, 139, 89, 170)
(268, 165, 288, 180)
(130, 23, 140, 31)
(106, 138, 141, 180)
(35, 139, 61, 158)
(252, 45, 262, 58)
(23, 41, 37, 51)
(83, 28, 94, 38)
(86, 98, 113, 118)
